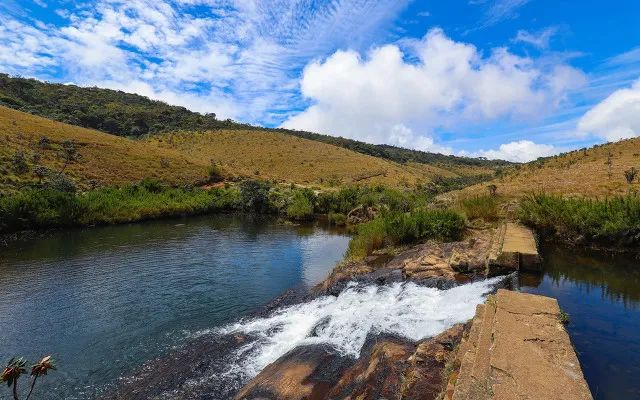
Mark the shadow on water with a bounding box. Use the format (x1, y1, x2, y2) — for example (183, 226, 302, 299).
(518, 244, 640, 400)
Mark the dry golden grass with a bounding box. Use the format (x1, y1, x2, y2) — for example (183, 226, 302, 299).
(147, 130, 488, 187)
(453, 137, 640, 199)
(1, 105, 492, 190)
(0, 105, 208, 189)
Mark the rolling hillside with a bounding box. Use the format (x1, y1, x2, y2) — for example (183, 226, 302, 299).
(0, 74, 510, 170)
(455, 138, 640, 199)
(147, 130, 492, 187)
(0, 106, 492, 191)
(0, 106, 208, 191)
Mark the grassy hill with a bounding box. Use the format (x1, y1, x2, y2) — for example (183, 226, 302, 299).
(454, 138, 640, 199)
(147, 130, 493, 187)
(0, 106, 493, 192)
(0, 106, 208, 191)
(0, 74, 510, 170)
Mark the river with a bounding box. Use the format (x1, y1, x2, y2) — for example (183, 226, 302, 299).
(519, 244, 640, 400)
(1, 219, 639, 400)
(0, 215, 349, 399)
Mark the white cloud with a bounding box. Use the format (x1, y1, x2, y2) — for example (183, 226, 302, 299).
(578, 79, 640, 141)
(282, 28, 584, 153)
(0, 0, 408, 122)
(472, 140, 558, 162)
(514, 26, 559, 49)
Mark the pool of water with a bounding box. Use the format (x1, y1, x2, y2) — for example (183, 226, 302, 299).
(0, 215, 350, 399)
(519, 244, 640, 400)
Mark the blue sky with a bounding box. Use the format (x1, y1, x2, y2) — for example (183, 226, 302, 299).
(1, 0, 639, 161)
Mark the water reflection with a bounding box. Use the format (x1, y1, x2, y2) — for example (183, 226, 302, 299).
(519, 244, 640, 400)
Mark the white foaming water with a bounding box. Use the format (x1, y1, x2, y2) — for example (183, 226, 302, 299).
(218, 277, 503, 379)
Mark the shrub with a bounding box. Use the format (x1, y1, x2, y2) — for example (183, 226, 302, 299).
(47, 173, 77, 193)
(0, 184, 243, 233)
(328, 212, 347, 226)
(39, 136, 51, 149)
(624, 167, 638, 184)
(286, 192, 314, 221)
(347, 218, 386, 259)
(12, 151, 29, 174)
(518, 193, 640, 245)
(207, 163, 224, 183)
(346, 209, 465, 259)
(33, 165, 49, 182)
(461, 195, 500, 221)
(239, 180, 272, 213)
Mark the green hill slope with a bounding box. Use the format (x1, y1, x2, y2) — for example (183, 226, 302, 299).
(0, 74, 510, 171)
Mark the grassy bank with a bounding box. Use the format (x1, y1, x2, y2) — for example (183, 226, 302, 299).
(0, 180, 437, 234)
(0, 181, 240, 232)
(346, 209, 465, 260)
(518, 193, 640, 248)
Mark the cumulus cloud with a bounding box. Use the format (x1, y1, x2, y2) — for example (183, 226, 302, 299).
(577, 79, 640, 141)
(472, 140, 557, 162)
(282, 28, 585, 152)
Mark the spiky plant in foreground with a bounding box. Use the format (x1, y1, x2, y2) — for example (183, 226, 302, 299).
(1, 356, 56, 400)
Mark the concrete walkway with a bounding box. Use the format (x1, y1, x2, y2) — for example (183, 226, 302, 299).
(447, 289, 592, 400)
(489, 223, 541, 273)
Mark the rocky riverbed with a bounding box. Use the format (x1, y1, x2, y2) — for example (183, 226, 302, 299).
(105, 226, 521, 400)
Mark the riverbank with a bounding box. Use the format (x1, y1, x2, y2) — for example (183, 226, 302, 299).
(518, 193, 640, 254)
(0, 180, 437, 238)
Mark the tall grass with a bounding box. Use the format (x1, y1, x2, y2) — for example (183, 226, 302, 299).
(460, 195, 500, 221)
(346, 209, 465, 260)
(518, 193, 640, 245)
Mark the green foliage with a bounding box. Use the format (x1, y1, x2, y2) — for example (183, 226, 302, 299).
(518, 193, 640, 246)
(286, 192, 314, 221)
(347, 218, 387, 259)
(239, 180, 272, 213)
(0, 183, 241, 233)
(47, 173, 77, 193)
(559, 310, 570, 325)
(328, 212, 347, 226)
(423, 174, 495, 196)
(461, 195, 500, 221)
(316, 186, 429, 215)
(207, 163, 224, 183)
(347, 209, 465, 259)
(624, 167, 638, 184)
(12, 151, 29, 174)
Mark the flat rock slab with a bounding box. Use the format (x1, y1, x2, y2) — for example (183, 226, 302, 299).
(502, 223, 538, 255)
(451, 289, 592, 400)
(497, 223, 541, 271)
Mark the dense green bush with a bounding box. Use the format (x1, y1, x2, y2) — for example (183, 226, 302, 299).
(518, 193, 640, 245)
(316, 186, 429, 215)
(461, 195, 500, 221)
(286, 192, 315, 221)
(346, 209, 465, 259)
(328, 212, 347, 226)
(239, 180, 272, 213)
(0, 183, 241, 233)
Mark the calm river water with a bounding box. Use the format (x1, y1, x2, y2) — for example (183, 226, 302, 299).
(0, 215, 349, 399)
(519, 244, 640, 400)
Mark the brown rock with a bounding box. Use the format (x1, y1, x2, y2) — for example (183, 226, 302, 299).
(235, 345, 351, 400)
(402, 324, 465, 400)
(329, 340, 414, 400)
